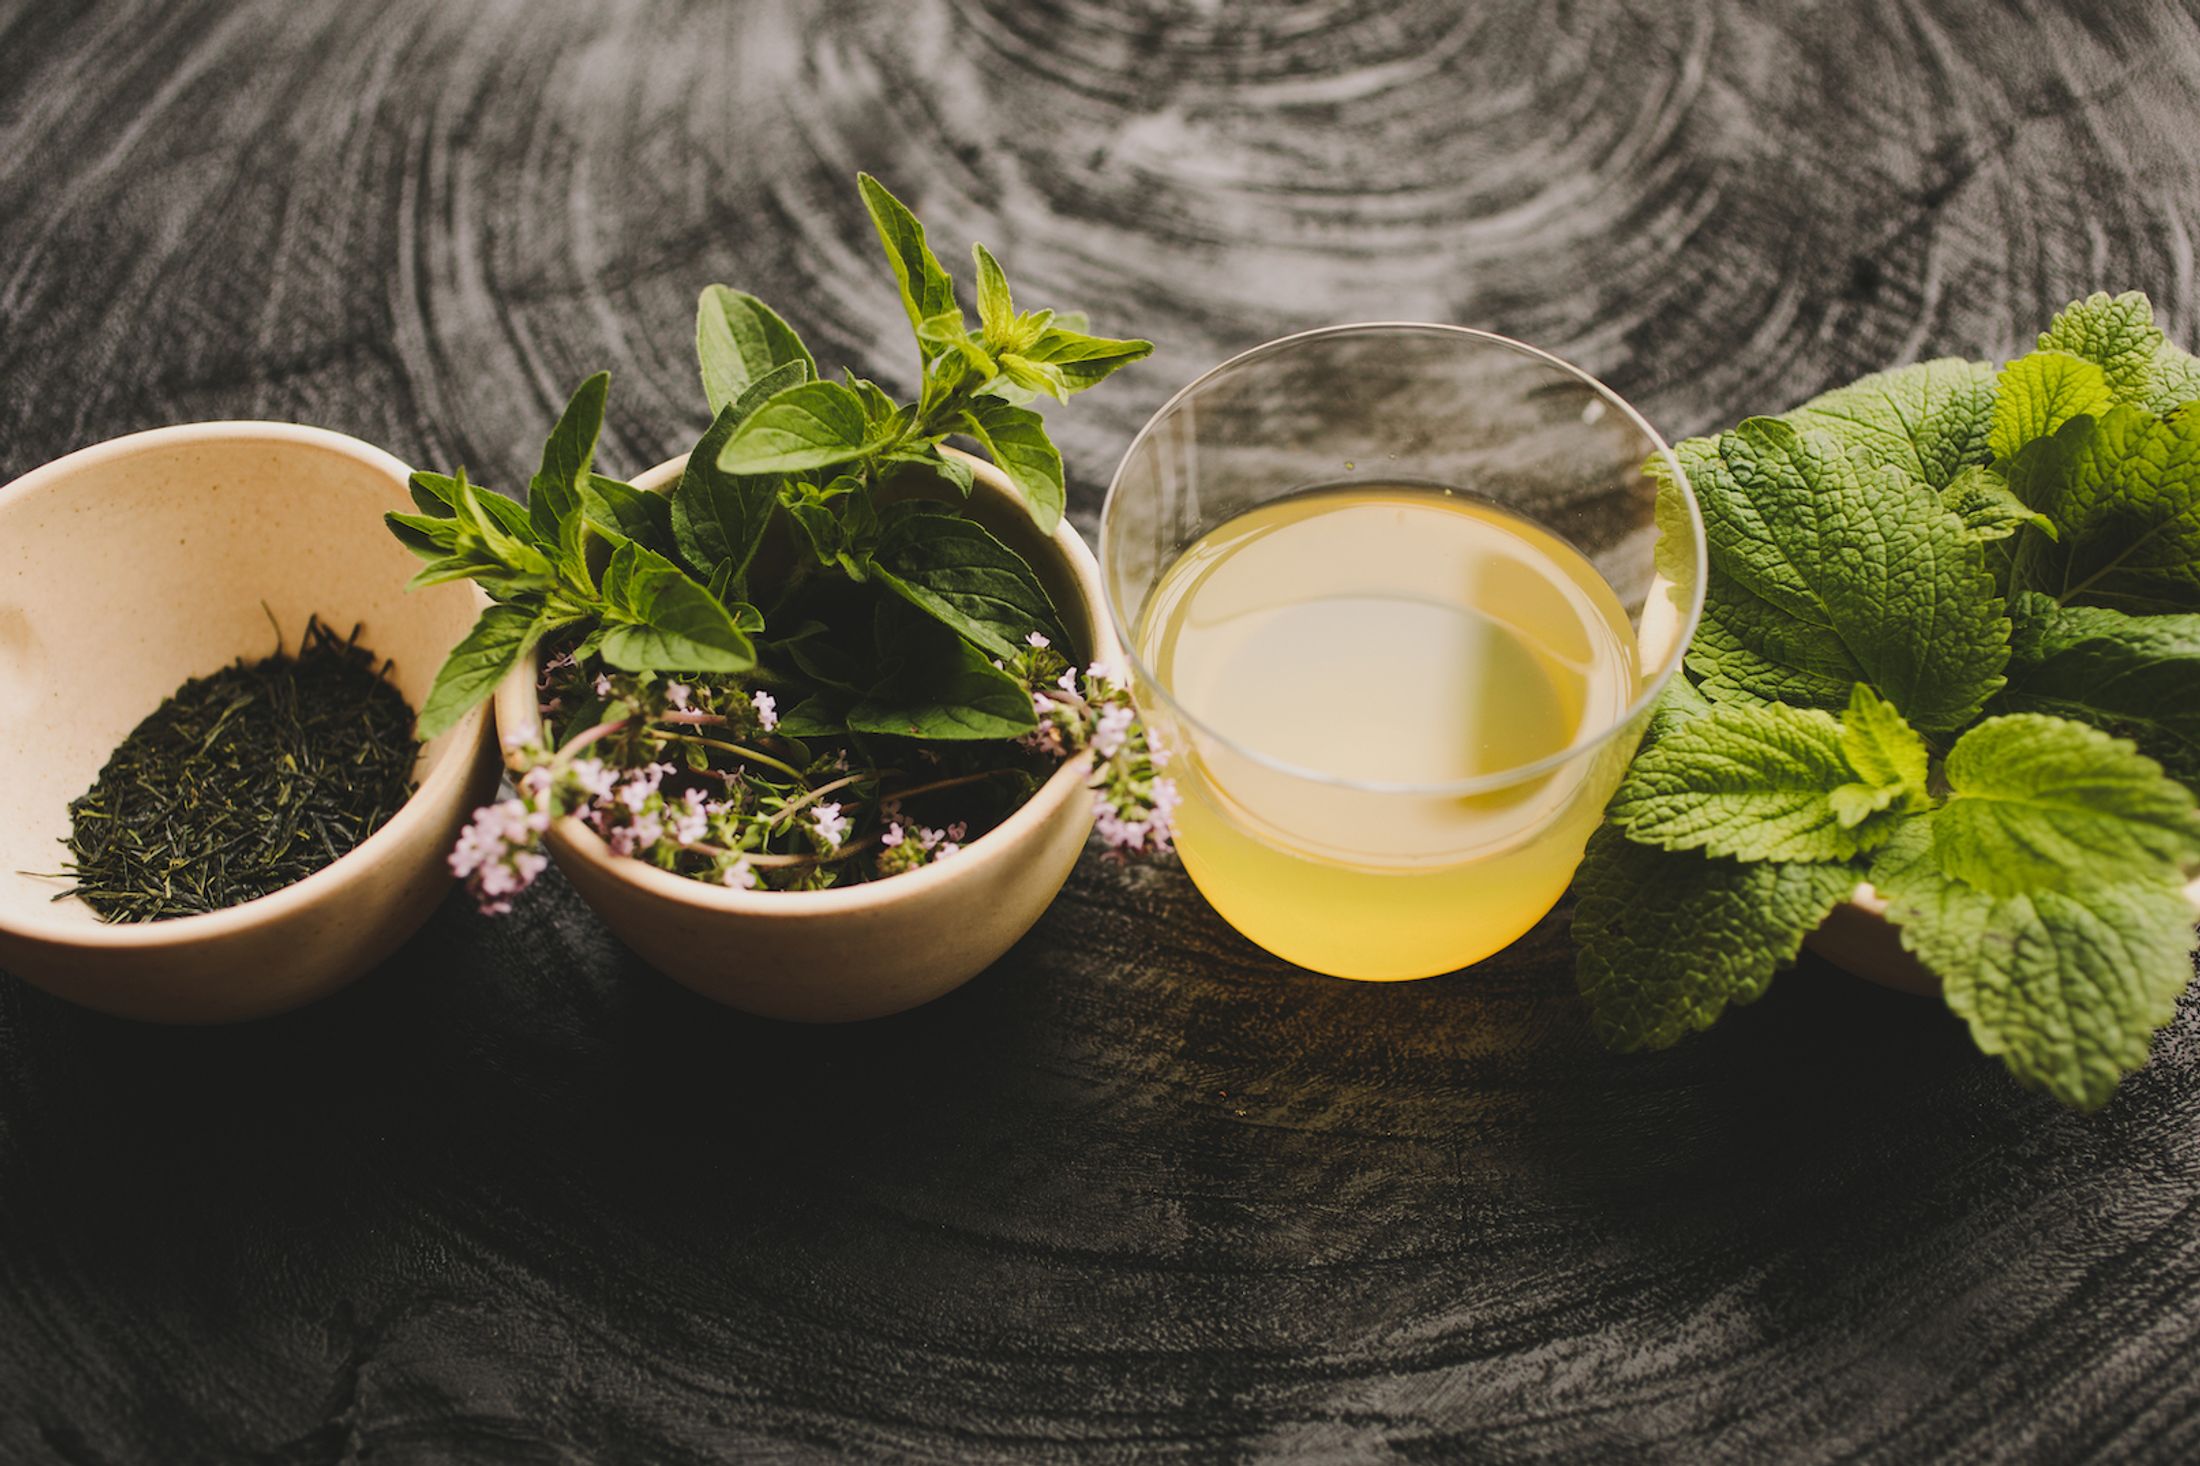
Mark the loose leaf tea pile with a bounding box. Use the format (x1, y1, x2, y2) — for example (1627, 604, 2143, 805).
(61, 618, 418, 921)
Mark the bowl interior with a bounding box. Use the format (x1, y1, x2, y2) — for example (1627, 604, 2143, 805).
(0, 426, 482, 935)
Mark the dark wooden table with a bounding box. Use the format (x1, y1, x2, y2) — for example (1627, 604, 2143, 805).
(6, 2, 2200, 1459)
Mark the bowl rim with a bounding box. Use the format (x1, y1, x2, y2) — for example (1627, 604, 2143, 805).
(494, 445, 1115, 917)
(0, 420, 493, 949)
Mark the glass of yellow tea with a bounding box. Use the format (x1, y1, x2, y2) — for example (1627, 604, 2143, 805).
(1101, 324, 1706, 980)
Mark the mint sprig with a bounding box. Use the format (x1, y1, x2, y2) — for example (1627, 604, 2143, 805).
(1579, 290, 2200, 1110)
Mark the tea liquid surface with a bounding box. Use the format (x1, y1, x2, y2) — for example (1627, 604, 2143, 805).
(1138, 486, 1641, 978)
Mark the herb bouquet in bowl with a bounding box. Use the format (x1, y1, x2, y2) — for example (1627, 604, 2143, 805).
(388, 176, 1170, 1019)
(1574, 292, 2200, 1110)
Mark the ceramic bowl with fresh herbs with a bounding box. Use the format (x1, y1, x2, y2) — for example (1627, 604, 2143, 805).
(1574, 292, 2200, 1111)
(393, 176, 1167, 1020)
(0, 422, 502, 1023)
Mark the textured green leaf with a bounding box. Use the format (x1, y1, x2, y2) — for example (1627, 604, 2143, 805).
(580, 473, 674, 555)
(1990, 350, 2113, 462)
(995, 352, 1072, 403)
(1872, 818, 2199, 1111)
(695, 285, 815, 413)
(1606, 701, 1894, 862)
(917, 311, 994, 375)
(2149, 343, 2200, 415)
(858, 172, 959, 336)
(848, 611, 1036, 740)
(1687, 564, 1862, 711)
(1022, 325, 1154, 395)
(958, 398, 1064, 533)
(774, 694, 847, 739)
(1942, 464, 2055, 543)
(715, 380, 897, 476)
(1934, 713, 2200, 896)
(2038, 291, 2165, 405)
(385, 509, 460, 561)
(1835, 683, 1931, 826)
(528, 373, 608, 562)
(419, 602, 545, 739)
(595, 542, 756, 674)
(972, 242, 1014, 343)
(2000, 592, 2200, 783)
(452, 471, 556, 582)
(1685, 418, 2009, 731)
(669, 363, 805, 583)
(869, 506, 1066, 659)
(2009, 402, 2200, 613)
(1644, 674, 1715, 746)
(672, 403, 775, 583)
(1572, 826, 1857, 1051)
(1780, 357, 1997, 490)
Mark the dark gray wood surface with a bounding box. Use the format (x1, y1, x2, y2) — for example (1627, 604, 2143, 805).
(6, 1, 2200, 1460)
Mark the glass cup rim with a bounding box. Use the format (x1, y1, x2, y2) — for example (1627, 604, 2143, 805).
(1099, 320, 1709, 798)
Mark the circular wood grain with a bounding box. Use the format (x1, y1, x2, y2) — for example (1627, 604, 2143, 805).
(4, 1, 2200, 1459)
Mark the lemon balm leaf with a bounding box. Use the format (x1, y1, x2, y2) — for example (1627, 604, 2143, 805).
(1686, 418, 2009, 732)
(2037, 291, 2167, 405)
(1871, 818, 2199, 1112)
(1989, 350, 2114, 463)
(1840, 684, 1930, 807)
(1933, 713, 2200, 896)
(1572, 827, 1857, 1050)
(1781, 356, 1997, 490)
(2007, 402, 2200, 613)
(2000, 592, 2200, 782)
(1942, 464, 2054, 543)
(1606, 702, 1897, 863)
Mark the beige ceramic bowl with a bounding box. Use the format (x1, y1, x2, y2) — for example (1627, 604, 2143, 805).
(494, 446, 1112, 1022)
(1809, 874, 2200, 996)
(0, 423, 502, 1023)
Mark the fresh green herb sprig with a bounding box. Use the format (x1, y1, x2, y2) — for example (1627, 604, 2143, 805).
(59, 617, 418, 921)
(389, 175, 1166, 907)
(1576, 291, 2200, 1110)
(388, 173, 1150, 744)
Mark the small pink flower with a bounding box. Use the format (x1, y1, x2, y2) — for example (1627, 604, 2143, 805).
(594, 673, 614, 698)
(1093, 704, 1135, 759)
(671, 787, 710, 845)
(569, 758, 617, 800)
(880, 822, 905, 848)
(1026, 631, 1050, 649)
(722, 860, 757, 890)
(811, 801, 851, 849)
(752, 690, 778, 731)
(666, 682, 692, 711)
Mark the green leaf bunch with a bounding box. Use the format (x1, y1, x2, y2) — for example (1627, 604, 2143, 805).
(389, 174, 1150, 749)
(1578, 292, 2200, 1110)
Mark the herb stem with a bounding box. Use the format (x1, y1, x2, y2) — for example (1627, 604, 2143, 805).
(654, 732, 809, 784)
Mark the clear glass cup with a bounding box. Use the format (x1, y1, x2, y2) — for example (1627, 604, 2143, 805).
(1101, 323, 1706, 981)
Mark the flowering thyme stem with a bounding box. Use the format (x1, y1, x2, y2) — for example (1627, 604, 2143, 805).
(654, 731, 809, 783)
(772, 770, 882, 829)
(556, 717, 633, 760)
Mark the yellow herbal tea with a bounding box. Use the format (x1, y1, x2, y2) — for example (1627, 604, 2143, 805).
(1137, 485, 1643, 979)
